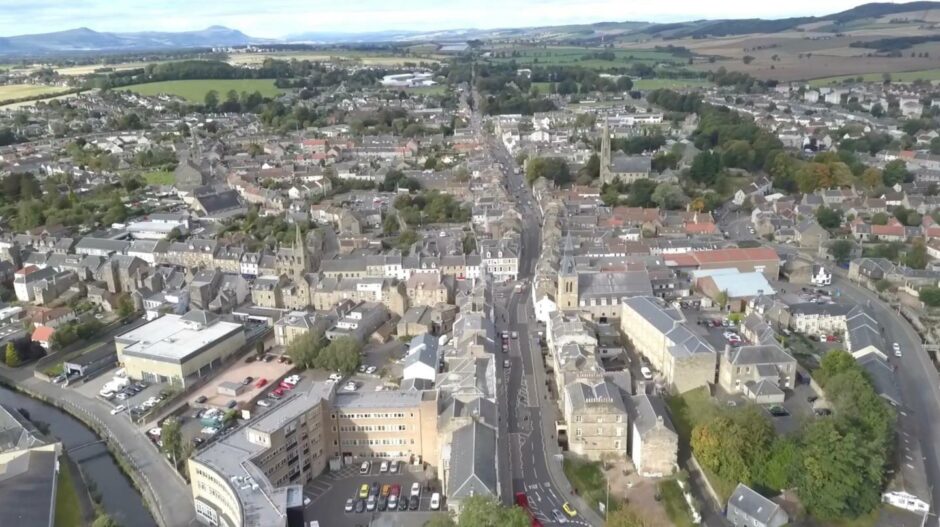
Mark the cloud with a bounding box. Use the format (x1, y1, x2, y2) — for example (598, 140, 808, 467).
(0, 0, 908, 38)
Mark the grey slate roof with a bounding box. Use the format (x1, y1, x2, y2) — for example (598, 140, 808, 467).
(728, 483, 786, 526)
(629, 394, 675, 435)
(565, 378, 626, 412)
(447, 421, 498, 499)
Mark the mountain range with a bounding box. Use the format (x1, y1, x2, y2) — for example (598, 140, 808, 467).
(0, 2, 938, 55)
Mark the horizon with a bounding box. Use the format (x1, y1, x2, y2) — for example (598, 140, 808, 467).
(0, 0, 914, 39)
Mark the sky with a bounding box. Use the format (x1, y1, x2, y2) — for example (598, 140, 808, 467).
(0, 0, 913, 38)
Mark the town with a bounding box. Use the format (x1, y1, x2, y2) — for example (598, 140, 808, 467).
(1, 3, 940, 527)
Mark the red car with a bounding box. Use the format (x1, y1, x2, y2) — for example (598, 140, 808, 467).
(514, 493, 542, 527)
(272, 387, 285, 397)
(279, 381, 294, 390)
(254, 378, 268, 388)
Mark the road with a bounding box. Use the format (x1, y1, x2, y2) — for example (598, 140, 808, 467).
(469, 84, 603, 526)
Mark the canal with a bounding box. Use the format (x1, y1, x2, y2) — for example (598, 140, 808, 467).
(0, 385, 157, 527)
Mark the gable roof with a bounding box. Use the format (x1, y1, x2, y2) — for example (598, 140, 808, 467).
(447, 421, 498, 499)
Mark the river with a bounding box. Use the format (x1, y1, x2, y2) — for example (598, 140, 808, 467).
(0, 385, 157, 527)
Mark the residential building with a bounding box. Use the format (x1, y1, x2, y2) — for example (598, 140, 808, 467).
(0, 405, 62, 527)
(563, 376, 629, 460)
(718, 344, 796, 404)
(627, 395, 677, 477)
(726, 483, 789, 527)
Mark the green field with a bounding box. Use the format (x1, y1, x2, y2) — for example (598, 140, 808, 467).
(809, 68, 940, 86)
(54, 459, 83, 527)
(143, 170, 176, 186)
(0, 84, 69, 101)
(487, 45, 685, 69)
(400, 85, 448, 96)
(122, 79, 284, 102)
(634, 78, 712, 90)
(562, 458, 620, 513)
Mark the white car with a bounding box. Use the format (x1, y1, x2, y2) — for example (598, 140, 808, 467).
(366, 496, 376, 511)
(380, 461, 389, 473)
(148, 427, 162, 437)
(257, 399, 271, 408)
(430, 492, 441, 510)
(110, 405, 126, 415)
(893, 342, 902, 357)
(411, 482, 421, 498)
(345, 498, 354, 512)
(366, 366, 377, 374)
(344, 381, 358, 392)
(640, 367, 653, 380)
(360, 461, 371, 474)
(390, 460, 399, 473)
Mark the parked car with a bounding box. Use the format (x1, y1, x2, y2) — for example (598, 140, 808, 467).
(355, 499, 365, 513)
(344, 381, 358, 391)
(893, 342, 902, 357)
(366, 366, 377, 374)
(359, 461, 371, 475)
(257, 399, 271, 408)
(430, 492, 441, 510)
(254, 378, 267, 388)
(370, 481, 380, 498)
(195, 395, 208, 404)
(226, 400, 237, 409)
(366, 496, 376, 511)
(552, 509, 567, 524)
(503, 359, 511, 368)
(380, 461, 389, 473)
(242, 376, 253, 385)
(345, 498, 354, 512)
(409, 495, 419, 510)
(511, 331, 518, 339)
(398, 496, 409, 511)
(390, 460, 399, 473)
(110, 405, 126, 415)
(640, 367, 653, 380)
(358, 483, 370, 498)
(410, 482, 421, 498)
(328, 373, 343, 382)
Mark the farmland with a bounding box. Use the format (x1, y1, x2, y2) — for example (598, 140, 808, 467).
(633, 78, 712, 90)
(0, 84, 70, 102)
(121, 79, 284, 102)
(485, 45, 687, 70)
(809, 68, 940, 86)
(227, 51, 442, 67)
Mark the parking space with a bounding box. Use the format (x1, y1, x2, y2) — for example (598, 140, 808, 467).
(74, 366, 170, 421)
(304, 459, 443, 527)
(189, 353, 295, 410)
(361, 340, 408, 379)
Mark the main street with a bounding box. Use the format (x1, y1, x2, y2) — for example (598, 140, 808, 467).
(470, 83, 603, 526)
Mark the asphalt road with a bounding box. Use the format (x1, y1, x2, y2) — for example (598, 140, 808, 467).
(473, 94, 603, 525)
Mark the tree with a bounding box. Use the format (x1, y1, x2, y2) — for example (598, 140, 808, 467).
(204, 90, 219, 110)
(314, 337, 362, 375)
(4, 342, 20, 367)
(883, 159, 911, 186)
(577, 153, 600, 183)
(606, 507, 649, 527)
(398, 230, 419, 252)
(691, 407, 773, 486)
(525, 157, 570, 186)
(423, 513, 457, 527)
(287, 331, 327, 369)
(828, 239, 854, 264)
(871, 212, 889, 225)
(815, 350, 856, 387)
(714, 290, 729, 309)
(920, 286, 940, 307)
(860, 167, 883, 190)
(651, 183, 686, 210)
(689, 150, 721, 185)
(457, 496, 530, 527)
(161, 416, 183, 469)
(904, 240, 928, 269)
(626, 179, 657, 207)
(815, 206, 843, 230)
(931, 137, 940, 156)
(116, 293, 135, 317)
(92, 514, 120, 527)
(755, 437, 801, 493)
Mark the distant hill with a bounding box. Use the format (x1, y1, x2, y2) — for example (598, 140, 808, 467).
(644, 1, 940, 38)
(0, 25, 263, 55)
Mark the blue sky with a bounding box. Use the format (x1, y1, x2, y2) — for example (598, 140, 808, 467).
(0, 0, 908, 38)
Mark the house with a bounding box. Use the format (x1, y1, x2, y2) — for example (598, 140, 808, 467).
(445, 420, 499, 513)
(403, 334, 439, 383)
(794, 219, 829, 249)
(718, 344, 796, 404)
(811, 265, 832, 287)
(31, 326, 55, 350)
(628, 394, 677, 477)
(563, 376, 629, 460)
(726, 483, 788, 527)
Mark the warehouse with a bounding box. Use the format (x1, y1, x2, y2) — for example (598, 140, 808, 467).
(114, 310, 245, 387)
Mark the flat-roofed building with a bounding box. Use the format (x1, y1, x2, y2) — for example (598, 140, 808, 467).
(114, 310, 246, 386)
(332, 390, 439, 462)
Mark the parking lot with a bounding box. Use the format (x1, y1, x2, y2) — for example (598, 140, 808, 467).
(189, 352, 294, 410)
(304, 459, 443, 527)
(75, 366, 170, 423)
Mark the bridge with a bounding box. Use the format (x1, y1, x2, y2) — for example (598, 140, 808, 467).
(66, 438, 107, 454)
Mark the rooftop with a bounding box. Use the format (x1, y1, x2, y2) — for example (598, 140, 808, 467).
(115, 311, 244, 364)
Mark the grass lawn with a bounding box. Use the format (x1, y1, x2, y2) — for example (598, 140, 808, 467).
(658, 480, 695, 527)
(809, 68, 940, 86)
(143, 170, 175, 186)
(562, 458, 619, 513)
(633, 78, 712, 90)
(42, 362, 64, 377)
(54, 459, 83, 527)
(400, 85, 447, 96)
(0, 84, 69, 102)
(121, 79, 283, 102)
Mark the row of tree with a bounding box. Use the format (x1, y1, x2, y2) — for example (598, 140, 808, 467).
(691, 350, 893, 520)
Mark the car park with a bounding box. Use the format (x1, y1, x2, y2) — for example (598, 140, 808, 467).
(257, 399, 271, 408)
(254, 378, 267, 388)
(410, 482, 421, 498)
(390, 460, 399, 473)
(344, 381, 358, 391)
(380, 461, 389, 473)
(358, 483, 369, 498)
(355, 499, 365, 513)
(398, 496, 409, 511)
(366, 495, 376, 511)
(110, 405, 126, 415)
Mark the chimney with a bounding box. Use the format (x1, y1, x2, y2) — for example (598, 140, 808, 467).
(725, 343, 733, 360)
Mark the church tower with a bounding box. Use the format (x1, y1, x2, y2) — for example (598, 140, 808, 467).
(293, 224, 309, 280)
(599, 118, 611, 184)
(557, 235, 578, 310)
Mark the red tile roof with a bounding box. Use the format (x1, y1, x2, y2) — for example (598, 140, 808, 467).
(31, 326, 55, 342)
